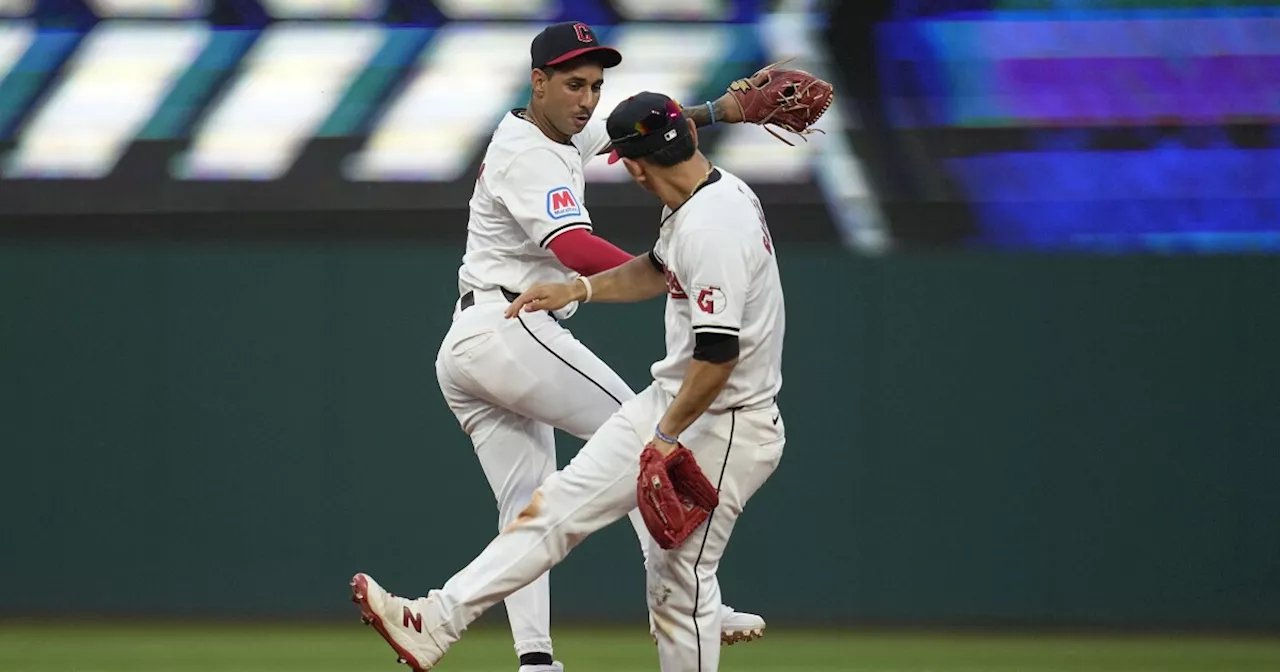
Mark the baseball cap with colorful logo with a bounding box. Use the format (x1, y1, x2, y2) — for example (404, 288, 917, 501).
(530, 21, 623, 70)
(604, 92, 690, 165)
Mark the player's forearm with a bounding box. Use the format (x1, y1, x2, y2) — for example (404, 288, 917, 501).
(577, 254, 667, 303)
(657, 358, 737, 439)
(684, 94, 743, 127)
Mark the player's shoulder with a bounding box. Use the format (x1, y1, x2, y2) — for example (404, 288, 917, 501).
(486, 113, 544, 157)
(706, 167, 759, 203)
(679, 169, 761, 231)
(485, 114, 573, 176)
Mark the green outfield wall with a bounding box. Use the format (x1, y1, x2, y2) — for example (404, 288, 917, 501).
(3, 242, 1277, 628)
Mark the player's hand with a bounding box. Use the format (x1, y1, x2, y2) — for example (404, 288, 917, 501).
(504, 281, 585, 318)
(637, 444, 711, 549)
(661, 444, 720, 511)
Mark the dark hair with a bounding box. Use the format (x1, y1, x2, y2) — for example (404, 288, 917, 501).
(638, 132, 696, 168)
(537, 52, 611, 79)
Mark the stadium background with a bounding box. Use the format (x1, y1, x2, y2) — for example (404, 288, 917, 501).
(2, 1, 1279, 670)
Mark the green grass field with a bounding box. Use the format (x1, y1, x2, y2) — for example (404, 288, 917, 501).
(2, 623, 1278, 672)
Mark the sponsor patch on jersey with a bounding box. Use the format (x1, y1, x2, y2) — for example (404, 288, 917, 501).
(546, 186, 582, 220)
(694, 285, 726, 314)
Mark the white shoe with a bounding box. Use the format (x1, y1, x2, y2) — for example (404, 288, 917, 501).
(720, 604, 766, 645)
(518, 664, 564, 672)
(649, 604, 767, 645)
(350, 573, 447, 671)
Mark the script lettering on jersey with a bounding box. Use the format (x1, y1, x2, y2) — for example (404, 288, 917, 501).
(546, 186, 582, 220)
(665, 268, 687, 299)
(694, 286, 726, 314)
(741, 185, 774, 254)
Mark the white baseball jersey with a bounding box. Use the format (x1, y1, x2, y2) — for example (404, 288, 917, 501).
(649, 167, 786, 411)
(457, 111, 614, 295)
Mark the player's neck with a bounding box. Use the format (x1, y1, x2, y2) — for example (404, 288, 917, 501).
(522, 104, 572, 145)
(653, 154, 715, 211)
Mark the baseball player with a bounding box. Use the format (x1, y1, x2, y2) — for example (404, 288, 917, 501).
(353, 89, 790, 672)
(428, 21, 772, 672)
(350, 91, 788, 670)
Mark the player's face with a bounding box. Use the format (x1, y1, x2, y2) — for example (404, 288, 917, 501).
(543, 64, 605, 136)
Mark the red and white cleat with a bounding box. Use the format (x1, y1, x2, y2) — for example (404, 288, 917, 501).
(350, 573, 447, 671)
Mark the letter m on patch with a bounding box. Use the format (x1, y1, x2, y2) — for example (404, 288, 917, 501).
(546, 186, 582, 220)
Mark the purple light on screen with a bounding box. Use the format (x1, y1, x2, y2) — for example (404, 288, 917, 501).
(994, 56, 1280, 125)
(919, 15, 1280, 126)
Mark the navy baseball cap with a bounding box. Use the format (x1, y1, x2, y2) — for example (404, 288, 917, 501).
(530, 22, 622, 70)
(604, 92, 690, 165)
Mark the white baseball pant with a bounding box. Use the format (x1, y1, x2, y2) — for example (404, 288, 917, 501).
(434, 288, 654, 656)
(412, 380, 784, 672)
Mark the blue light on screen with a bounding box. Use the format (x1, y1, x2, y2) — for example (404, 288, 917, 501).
(948, 146, 1280, 252)
(878, 2, 1280, 253)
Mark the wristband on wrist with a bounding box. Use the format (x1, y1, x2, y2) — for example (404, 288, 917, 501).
(654, 424, 678, 444)
(576, 275, 593, 303)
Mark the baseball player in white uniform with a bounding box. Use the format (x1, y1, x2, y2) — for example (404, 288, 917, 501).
(423, 21, 764, 672)
(352, 90, 787, 672)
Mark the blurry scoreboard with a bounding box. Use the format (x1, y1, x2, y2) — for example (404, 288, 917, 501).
(0, 0, 837, 215)
(877, 0, 1280, 253)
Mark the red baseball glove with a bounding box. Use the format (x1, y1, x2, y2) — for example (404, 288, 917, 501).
(637, 443, 720, 550)
(725, 60, 835, 146)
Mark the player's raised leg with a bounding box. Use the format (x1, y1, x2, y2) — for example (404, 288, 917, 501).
(439, 306, 654, 559)
(485, 309, 665, 577)
(351, 394, 656, 671)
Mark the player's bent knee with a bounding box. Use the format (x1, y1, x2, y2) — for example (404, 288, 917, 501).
(501, 489, 545, 533)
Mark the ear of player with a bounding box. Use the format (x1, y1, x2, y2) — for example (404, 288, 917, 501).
(637, 443, 721, 549)
(726, 60, 835, 146)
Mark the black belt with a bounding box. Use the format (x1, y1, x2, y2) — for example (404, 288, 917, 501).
(459, 287, 521, 312)
(728, 396, 779, 413)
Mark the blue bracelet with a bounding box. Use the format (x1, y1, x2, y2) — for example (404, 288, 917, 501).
(706, 101, 716, 124)
(655, 425, 679, 444)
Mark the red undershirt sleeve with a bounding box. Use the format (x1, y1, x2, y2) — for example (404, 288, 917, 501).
(547, 228, 635, 276)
